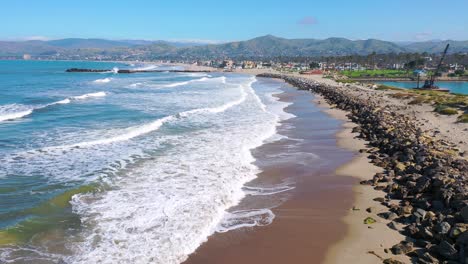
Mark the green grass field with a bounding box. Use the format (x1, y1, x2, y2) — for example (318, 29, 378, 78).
(340, 69, 410, 78)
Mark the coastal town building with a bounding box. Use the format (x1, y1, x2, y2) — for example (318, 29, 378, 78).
(220, 60, 234, 70)
(242, 61, 256, 69)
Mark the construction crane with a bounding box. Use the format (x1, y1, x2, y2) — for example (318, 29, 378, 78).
(421, 43, 450, 90)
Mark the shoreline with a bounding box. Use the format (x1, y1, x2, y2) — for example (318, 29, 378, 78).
(175, 64, 468, 263)
(185, 78, 356, 264)
(176, 64, 467, 263)
(314, 94, 410, 263)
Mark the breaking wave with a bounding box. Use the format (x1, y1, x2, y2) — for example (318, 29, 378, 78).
(0, 104, 34, 122)
(93, 78, 112, 83)
(0, 92, 107, 122)
(161, 76, 226, 88)
(43, 82, 248, 150)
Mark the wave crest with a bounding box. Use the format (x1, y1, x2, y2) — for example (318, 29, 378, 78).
(93, 78, 112, 84)
(72, 92, 107, 100)
(0, 92, 107, 122)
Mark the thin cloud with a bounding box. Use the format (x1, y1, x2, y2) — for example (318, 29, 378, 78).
(298, 16, 318, 25)
(168, 39, 227, 44)
(414, 32, 433, 41)
(2, 36, 52, 41)
(22, 36, 51, 41)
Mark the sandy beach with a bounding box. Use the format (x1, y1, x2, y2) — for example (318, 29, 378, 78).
(316, 95, 410, 264)
(175, 64, 468, 264)
(177, 68, 412, 264)
(185, 78, 356, 264)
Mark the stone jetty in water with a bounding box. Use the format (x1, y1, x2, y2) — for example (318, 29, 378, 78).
(66, 68, 212, 73)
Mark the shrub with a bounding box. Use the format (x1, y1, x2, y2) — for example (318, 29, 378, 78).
(409, 96, 426, 105)
(376, 84, 403, 91)
(434, 104, 458, 115)
(458, 113, 468, 123)
(391, 92, 412, 99)
(336, 79, 356, 84)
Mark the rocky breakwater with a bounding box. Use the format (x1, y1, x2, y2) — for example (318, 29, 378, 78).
(66, 68, 211, 73)
(258, 73, 468, 264)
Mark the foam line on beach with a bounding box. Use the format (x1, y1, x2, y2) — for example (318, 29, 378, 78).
(243, 184, 295, 196)
(216, 209, 275, 233)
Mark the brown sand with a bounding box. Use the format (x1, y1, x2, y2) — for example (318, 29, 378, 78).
(185, 80, 357, 264)
(314, 95, 410, 264)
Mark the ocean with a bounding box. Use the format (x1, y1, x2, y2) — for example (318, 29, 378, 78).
(0, 60, 293, 263)
(377, 81, 468, 95)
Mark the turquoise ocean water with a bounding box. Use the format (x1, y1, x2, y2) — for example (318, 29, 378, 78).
(0, 60, 292, 263)
(378, 81, 468, 95)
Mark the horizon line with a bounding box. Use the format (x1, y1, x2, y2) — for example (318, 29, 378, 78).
(1, 35, 466, 43)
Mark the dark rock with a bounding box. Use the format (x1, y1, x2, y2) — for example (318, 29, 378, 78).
(450, 224, 468, 238)
(414, 208, 427, 221)
(435, 240, 458, 260)
(435, 222, 451, 235)
(379, 212, 399, 221)
(374, 197, 386, 203)
(461, 206, 468, 223)
(415, 239, 432, 248)
(391, 241, 414, 255)
(413, 177, 431, 193)
(400, 205, 414, 215)
(388, 221, 398, 230)
(418, 252, 439, 264)
(432, 200, 445, 211)
(383, 258, 405, 264)
(456, 231, 468, 246)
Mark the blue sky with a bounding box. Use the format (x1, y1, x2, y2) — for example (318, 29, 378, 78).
(1, 0, 467, 42)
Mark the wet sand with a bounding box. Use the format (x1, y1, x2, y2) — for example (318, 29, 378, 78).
(184, 78, 358, 264)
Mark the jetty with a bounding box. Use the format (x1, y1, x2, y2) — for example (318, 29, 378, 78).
(65, 68, 212, 74)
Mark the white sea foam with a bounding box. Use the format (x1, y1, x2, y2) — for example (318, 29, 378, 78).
(51, 98, 72, 105)
(72, 92, 107, 100)
(243, 183, 296, 196)
(1, 74, 294, 264)
(216, 209, 275, 233)
(133, 64, 159, 71)
(0, 104, 34, 122)
(93, 78, 112, 83)
(161, 76, 226, 88)
(67, 76, 290, 264)
(43, 81, 246, 150)
(129, 82, 143, 88)
(47, 115, 174, 149)
(0, 92, 107, 122)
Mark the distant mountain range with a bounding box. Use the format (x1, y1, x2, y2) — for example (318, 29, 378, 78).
(1, 35, 467, 59)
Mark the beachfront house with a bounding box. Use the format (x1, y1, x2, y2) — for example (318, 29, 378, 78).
(220, 60, 234, 70)
(242, 61, 257, 69)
